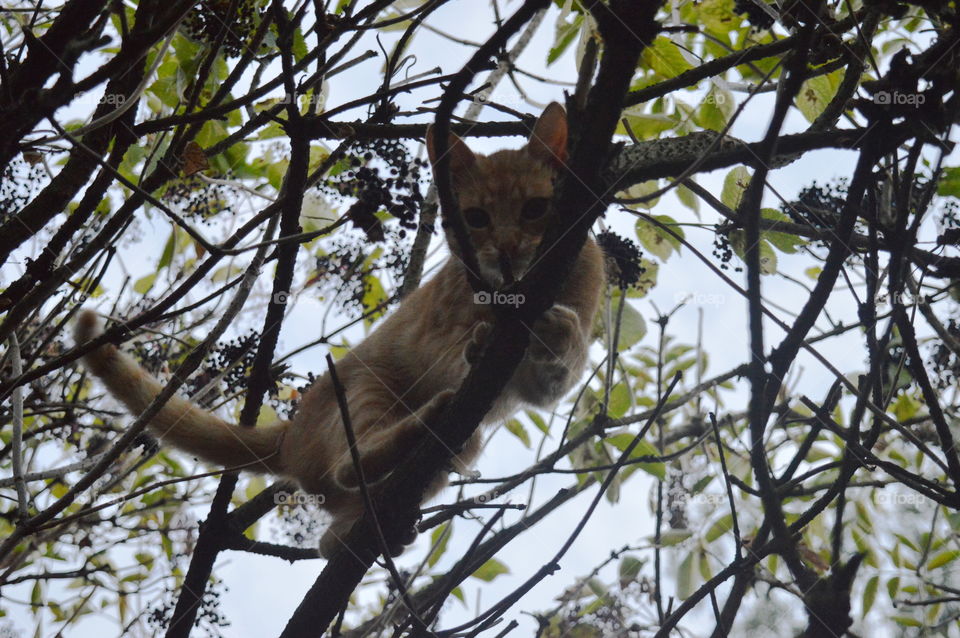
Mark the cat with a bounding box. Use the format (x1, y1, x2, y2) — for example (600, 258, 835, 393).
(74, 102, 606, 558)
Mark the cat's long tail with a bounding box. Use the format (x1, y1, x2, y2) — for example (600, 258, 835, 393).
(74, 311, 286, 473)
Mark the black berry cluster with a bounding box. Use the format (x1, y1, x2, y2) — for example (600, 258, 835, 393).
(183, 0, 262, 58)
(938, 200, 960, 245)
(185, 330, 262, 400)
(1, 156, 44, 225)
(597, 231, 645, 289)
(146, 580, 230, 637)
(308, 139, 422, 316)
(274, 503, 322, 548)
(782, 179, 849, 230)
(930, 319, 960, 391)
(712, 228, 741, 272)
(130, 336, 180, 378)
(163, 175, 234, 224)
(322, 138, 428, 237)
(312, 238, 407, 317)
(284, 371, 317, 419)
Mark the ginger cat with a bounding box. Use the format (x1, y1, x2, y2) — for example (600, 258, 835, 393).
(74, 103, 605, 558)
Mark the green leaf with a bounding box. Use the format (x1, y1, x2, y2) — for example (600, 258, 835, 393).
(618, 556, 645, 588)
(256, 121, 286, 140)
(926, 549, 960, 570)
(893, 616, 923, 627)
(256, 405, 278, 427)
(526, 411, 549, 434)
(696, 85, 734, 132)
(698, 551, 712, 580)
(619, 180, 661, 210)
(936, 167, 960, 198)
(721, 167, 751, 210)
(159, 230, 176, 269)
(690, 475, 713, 494)
(727, 233, 776, 274)
(758, 239, 777, 275)
(677, 182, 700, 217)
(606, 434, 656, 456)
(292, 27, 308, 62)
(659, 529, 693, 546)
(795, 70, 843, 123)
(705, 514, 733, 542)
(617, 110, 676, 139)
(616, 301, 646, 351)
(635, 215, 683, 261)
(693, 0, 740, 34)
(606, 435, 664, 479)
(361, 275, 388, 324)
(862, 575, 879, 616)
(245, 476, 266, 502)
(761, 208, 806, 254)
(891, 392, 922, 421)
(428, 522, 452, 567)
(133, 273, 157, 295)
(676, 551, 697, 599)
(586, 578, 608, 598)
(548, 13, 582, 65)
(505, 419, 531, 448)
(471, 558, 510, 581)
(607, 384, 631, 418)
(887, 576, 900, 599)
(640, 36, 693, 78)
(211, 264, 242, 283)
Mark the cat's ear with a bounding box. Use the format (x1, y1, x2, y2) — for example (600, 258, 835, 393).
(527, 102, 568, 167)
(425, 126, 476, 172)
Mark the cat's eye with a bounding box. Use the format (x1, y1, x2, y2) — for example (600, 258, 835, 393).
(521, 197, 550, 220)
(462, 207, 491, 228)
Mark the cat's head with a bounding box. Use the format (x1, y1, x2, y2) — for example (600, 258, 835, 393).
(426, 103, 568, 288)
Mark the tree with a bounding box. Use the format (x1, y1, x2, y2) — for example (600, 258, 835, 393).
(2, 0, 960, 635)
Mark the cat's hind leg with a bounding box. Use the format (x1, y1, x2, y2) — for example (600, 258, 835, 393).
(319, 509, 418, 558)
(333, 389, 456, 489)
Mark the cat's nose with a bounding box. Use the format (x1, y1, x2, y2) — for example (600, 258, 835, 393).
(498, 252, 515, 285)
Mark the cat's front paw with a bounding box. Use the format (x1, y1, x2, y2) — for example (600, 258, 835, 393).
(527, 304, 581, 363)
(463, 321, 492, 366)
